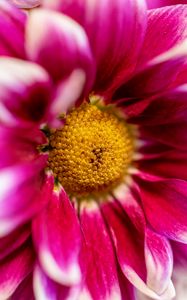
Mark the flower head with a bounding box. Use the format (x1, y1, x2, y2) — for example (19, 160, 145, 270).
(1, 0, 187, 299)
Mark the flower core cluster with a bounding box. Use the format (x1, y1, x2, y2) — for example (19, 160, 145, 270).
(48, 103, 133, 196)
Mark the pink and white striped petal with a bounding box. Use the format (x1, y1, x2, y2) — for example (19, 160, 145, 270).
(0, 1, 26, 58)
(137, 177, 187, 243)
(42, 0, 147, 95)
(33, 265, 78, 300)
(102, 186, 175, 299)
(0, 242, 34, 299)
(138, 5, 187, 66)
(32, 188, 81, 285)
(0, 162, 54, 236)
(26, 9, 95, 91)
(115, 39, 187, 99)
(79, 201, 121, 300)
(0, 57, 52, 128)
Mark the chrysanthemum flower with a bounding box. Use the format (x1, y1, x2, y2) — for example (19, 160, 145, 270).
(1, 0, 187, 299)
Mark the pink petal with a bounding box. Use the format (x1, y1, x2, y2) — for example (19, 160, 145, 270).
(0, 224, 30, 260)
(0, 1, 26, 58)
(49, 69, 87, 123)
(33, 265, 76, 300)
(32, 188, 81, 285)
(115, 40, 187, 99)
(102, 186, 174, 299)
(0, 242, 34, 299)
(137, 177, 187, 243)
(11, 273, 34, 300)
(127, 85, 187, 125)
(79, 201, 121, 300)
(0, 126, 47, 168)
(138, 5, 187, 66)
(9, 0, 40, 8)
(26, 9, 95, 91)
(42, 0, 147, 95)
(140, 121, 187, 150)
(147, 1, 187, 9)
(0, 162, 54, 236)
(138, 149, 187, 181)
(0, 57, 52, 128)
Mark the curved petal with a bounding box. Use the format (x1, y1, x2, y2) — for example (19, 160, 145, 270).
(79, 201, 121, 300)
(9, 0, 40, 8)
(138, 5, 187, 66)
(0, 242, 34, 300)
(26, 9, 95, 92)
(138, 149, 187, 181)
(140, 121, 187, 150)
(114, 39, 187, 99)
(11, 273, 34, 300)
(0, 163, 54, 236)
(33, 265, 77, 300)
(101, 186, 175, 299)
(0, 224, 30, 260)
(0, 126, 47, 168)
(32, 188, 81, 285)
(0, 1, 26, 58)
(42, 0, 147, 94)
(127, 85, 187, 125)
(0, 57, 52, 128)
(136, 177, 187, 243)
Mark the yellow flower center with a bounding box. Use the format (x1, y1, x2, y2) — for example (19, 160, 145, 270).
(48, 103, 133, 197)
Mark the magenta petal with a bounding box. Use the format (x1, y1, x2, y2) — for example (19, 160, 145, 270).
(102, 186, 175, 299)
(11, 273, 34, 300)
(147, 1, 187, 9)
(0, 242, 34, 299)
(33, 265, 75, 300)
(138, 5, 187, 66)
(144, 228, 173, 294)
(26, 9, 95, 90)
(0, 162, 53, 236)
(0, 1, 26, 58)
(32, 188, 81, 285)
(42, 0, 147, 94)
(140, 121, 187, 150)
(128, 85, 187, 125)
(137, 177, 187, 243)
(0, 126, 47, 168)
(0, 58, 52, 128)
(79, 201, 120, 300)
(115, 40, 187, 99)
(138, 149, 187, 181)
(0, 224, 30, 260)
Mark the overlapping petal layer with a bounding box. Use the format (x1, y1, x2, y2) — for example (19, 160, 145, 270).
(0, 1, 26, 58)
(0, 58, 52, 128)
(79, 202, 121, 300)
(42, 0, 147, 94)
(102, 186, 175, 299)
(0, 242, 34, 300)
(32, 188, 81, 285)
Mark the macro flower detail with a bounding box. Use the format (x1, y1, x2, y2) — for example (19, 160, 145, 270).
(1, 0, 187, 299)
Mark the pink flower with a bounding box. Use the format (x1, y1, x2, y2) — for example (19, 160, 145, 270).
(1, 0, 187, 299)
